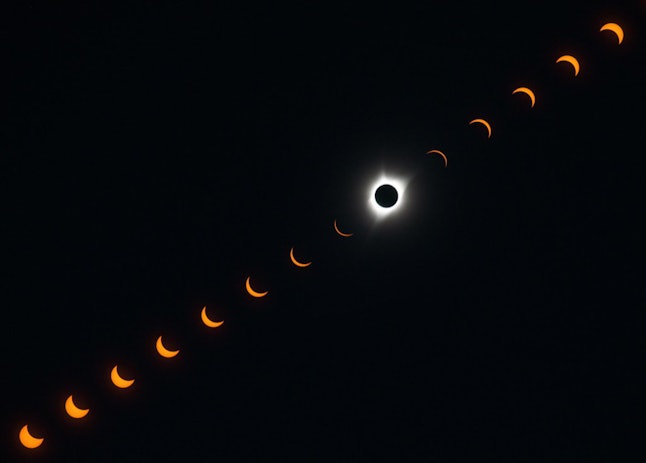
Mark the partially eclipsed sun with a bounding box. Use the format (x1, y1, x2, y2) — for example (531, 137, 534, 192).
(333, 219, 353, 237)
(65, 395, 90, 419)
(427, 149, 448, 167)
(512, 86, 536, 108)
(245, 276, 268, 298)
(110, 365, 135, 389)
(556, 55, 580, 76)
(600, 22, 624, 44)
(156, 336, 180, 358)
(289, 247, 312, 268)
(19, 425, 43, 449)
(469, 118, 492, 138)
(201, 306, 224, 328)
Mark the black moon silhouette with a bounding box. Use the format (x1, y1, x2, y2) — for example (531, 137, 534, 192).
(374, 184, 398, 208)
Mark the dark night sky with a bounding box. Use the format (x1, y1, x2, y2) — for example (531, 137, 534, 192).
(1, 0, 646, 461)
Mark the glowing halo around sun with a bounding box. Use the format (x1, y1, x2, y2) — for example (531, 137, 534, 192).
(19, 425, 44, 449)
(368, 175, 407, 219)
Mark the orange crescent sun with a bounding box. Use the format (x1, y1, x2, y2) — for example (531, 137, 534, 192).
(245, 276, 268, 298)
(19, 425, 44, 449)
(289, 247, 312, 268)
(110, 365, 135, 389)
(469, 118, 492, 138)
(600, 22, 624, 44)
(156, 336, 180, 358)
(512, 86, 536, 107)
(333, 219, 353, 237)
(556, 54, 580, 76)
(201, 305, 224, 328)
(64, 395, 90, 419)
(426, 149, 448, 167)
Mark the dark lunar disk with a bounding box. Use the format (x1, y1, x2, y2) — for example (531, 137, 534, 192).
(375, 184, 398, 208)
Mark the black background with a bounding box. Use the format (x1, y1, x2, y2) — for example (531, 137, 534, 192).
(1, 0, 646, 461)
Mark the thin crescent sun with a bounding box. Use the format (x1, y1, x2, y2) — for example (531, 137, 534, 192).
(64, 395, 90, 419)
(19, 424, 44, 449)
(469, 118, 492, 138)
(333, 219, 353, 237)
(110, 365, 135, 389)
(245, 276, 268, 298)
(512, 86, 536, 108)
(156, 336, 180, 358)
(289, 247, 312, 268)
(201, 305, 224, 328)
(426, 149, 448, 167)
(556, 54, 580, 76)
(600, 22, 624, 44)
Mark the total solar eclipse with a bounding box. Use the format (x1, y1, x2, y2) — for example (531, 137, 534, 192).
(374, 184, 398, 208)
(369, 176, 407, 218)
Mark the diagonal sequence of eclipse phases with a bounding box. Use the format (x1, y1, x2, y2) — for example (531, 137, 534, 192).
(11, 13, 635, 457)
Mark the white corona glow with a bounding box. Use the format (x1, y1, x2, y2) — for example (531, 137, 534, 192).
(368, 175, 407, 218)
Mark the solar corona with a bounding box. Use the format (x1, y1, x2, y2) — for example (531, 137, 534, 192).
(11, 8, 639, 460)
(368, 176, 408, 219)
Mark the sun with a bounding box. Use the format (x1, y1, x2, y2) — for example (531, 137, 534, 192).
(368, 175, 408, 219)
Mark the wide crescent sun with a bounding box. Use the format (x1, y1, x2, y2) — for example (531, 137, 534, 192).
(600, 22, 624, 44)
(556, 55, 580, 76)
(469, 118, 492, 138)
(201, 305, 224, 328)
(156, 336, 180, 358)
(333, 219, 353, 237)
(426, 149, 448, 167)
(512, 87, 536, 107)
(289, 247, 312, 268)
(19, 425, 44, 449)
(245, 276, 268, 298)
(110, 365, 135, 389)
(64, 395, 90, 419)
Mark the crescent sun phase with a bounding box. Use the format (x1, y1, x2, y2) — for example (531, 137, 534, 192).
(110, 365, 135, 389)
(201, 306, 224, 328)
(64, 395, 90, 419)
(245, 276, 269, 298)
